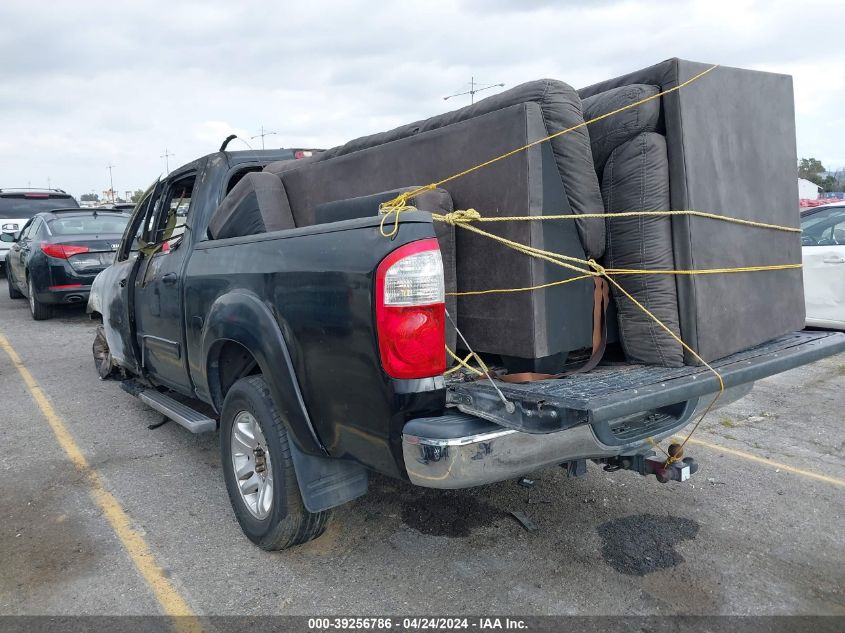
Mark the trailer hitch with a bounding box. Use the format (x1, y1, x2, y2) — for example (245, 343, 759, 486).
(601, 453, 699, 483)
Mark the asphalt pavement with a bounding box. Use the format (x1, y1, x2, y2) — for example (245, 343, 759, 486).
(0, 274, 843, 617)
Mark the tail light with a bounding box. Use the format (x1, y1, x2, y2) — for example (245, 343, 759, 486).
(41, 243, 90, 259)
(375, 238, 446, 379)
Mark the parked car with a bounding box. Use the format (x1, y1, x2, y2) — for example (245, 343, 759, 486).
(801, 203, 845, 329)
(87, 149, 845, 551)
(0, 188, 79, 272)
(3, 208, 129, 320)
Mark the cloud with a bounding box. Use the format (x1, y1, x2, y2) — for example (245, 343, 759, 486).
(1, 0, 843, 197)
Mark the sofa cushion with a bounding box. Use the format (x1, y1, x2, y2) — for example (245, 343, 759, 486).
(313, 186, 452, 225)
(208, 172, 294, 239)
(602, 132, 683, 366)
(582, 84, 661, 174)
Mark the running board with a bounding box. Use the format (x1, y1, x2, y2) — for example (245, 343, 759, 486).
(122, 382, 216, 433)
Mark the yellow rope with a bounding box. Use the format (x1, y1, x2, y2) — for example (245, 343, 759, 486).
(444, 347, 484, 376)
(438, 208, 801, 234)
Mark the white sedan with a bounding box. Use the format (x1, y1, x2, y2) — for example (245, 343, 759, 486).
(801, 202, 845, 329)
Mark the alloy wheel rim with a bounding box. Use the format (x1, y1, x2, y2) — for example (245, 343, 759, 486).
(28, 279, 35, 314)
(230, 411, 273, 520)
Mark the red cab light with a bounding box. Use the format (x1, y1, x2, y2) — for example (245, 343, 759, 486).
(375, 238, 446, 379)
(41, 243, 90, 259)
(24, 193, 49, 198)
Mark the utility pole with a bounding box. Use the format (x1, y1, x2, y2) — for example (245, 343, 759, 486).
(444, 76, 505, 105)
(47, 176, 51, 190)
(160, 148, 175, 174)
(106, 163, 115, 204)
(250, 124, 277, 150)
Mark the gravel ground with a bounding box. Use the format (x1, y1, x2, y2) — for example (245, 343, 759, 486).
(0, 273, 843, 617)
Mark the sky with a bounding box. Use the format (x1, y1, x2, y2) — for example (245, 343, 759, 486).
(1, 0, 843, 200)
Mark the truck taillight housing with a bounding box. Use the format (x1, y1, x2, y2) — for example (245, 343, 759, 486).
(375, 238, 446, 379)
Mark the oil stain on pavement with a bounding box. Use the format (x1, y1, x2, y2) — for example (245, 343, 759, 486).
(597, 514, 699, 576)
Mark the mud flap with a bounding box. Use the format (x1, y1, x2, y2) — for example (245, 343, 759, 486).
(288, 440, 368, 512)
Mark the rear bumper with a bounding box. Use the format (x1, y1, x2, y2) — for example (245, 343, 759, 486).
(402, 386, 748, 489)
(37, 286, 91, 305)
(403, 415, 623, 489)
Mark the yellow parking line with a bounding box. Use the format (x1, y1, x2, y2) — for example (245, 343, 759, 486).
(685, 436, 845, 488)
(0, 334, 202, 633)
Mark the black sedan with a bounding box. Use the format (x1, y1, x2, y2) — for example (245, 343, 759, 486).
(2, 209, 129, 320)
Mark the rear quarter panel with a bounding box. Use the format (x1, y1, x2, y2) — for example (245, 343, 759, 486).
(184, 214, 445, 477)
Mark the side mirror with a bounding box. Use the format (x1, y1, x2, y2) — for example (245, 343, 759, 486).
(0, 231, 18, 243)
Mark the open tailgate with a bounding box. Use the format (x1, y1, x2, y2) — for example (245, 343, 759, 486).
(446, 331, 845, 437)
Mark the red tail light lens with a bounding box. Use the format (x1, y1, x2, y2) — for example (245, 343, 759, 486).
(41, 243, 90, 259)
(375, 238, 446, 379)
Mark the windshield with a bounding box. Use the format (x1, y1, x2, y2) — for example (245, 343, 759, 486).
(800, 206, 845, 231)
(0, 195, 79, 219)
(48, 215, 130, 235)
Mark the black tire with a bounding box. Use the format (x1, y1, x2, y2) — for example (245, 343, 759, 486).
(220, 375, 331, 550)
(93, 325, 117, 379)
(7, 274, 23, 299)
(27, 276, 51, 320)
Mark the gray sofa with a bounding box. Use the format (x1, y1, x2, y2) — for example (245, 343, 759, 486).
(208, 58, 804, 369)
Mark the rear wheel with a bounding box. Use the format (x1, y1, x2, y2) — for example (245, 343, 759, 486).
(92, 325, 117, 379)
(27, 276, 51, 320)
(220, 375, 331, 550)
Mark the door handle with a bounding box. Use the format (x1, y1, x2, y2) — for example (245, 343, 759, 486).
(161, 273, 178, 285)
(119, 278, 127, 287)
(822, 256, 845, 264)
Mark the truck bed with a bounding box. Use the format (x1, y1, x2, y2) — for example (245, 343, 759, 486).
(445, 331, 845, 440)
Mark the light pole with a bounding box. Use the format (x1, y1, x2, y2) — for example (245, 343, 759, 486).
(160, 148, 175, 174)
(251, 124, 277, 150)
(444, 77, 505, 105)
(106, 163, 115, 203)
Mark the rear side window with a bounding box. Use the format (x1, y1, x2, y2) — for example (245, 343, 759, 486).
(48, 215, 130, 235)
(801, 206, 845, 246)
(0, 194, 79, 219)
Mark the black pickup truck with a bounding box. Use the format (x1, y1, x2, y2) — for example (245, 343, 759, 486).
(88, 147, 845, 550)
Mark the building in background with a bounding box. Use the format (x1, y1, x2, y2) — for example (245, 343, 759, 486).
(798, 178, 821, 200)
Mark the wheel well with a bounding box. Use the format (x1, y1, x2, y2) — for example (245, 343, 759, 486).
(208, 340, 261, 409)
